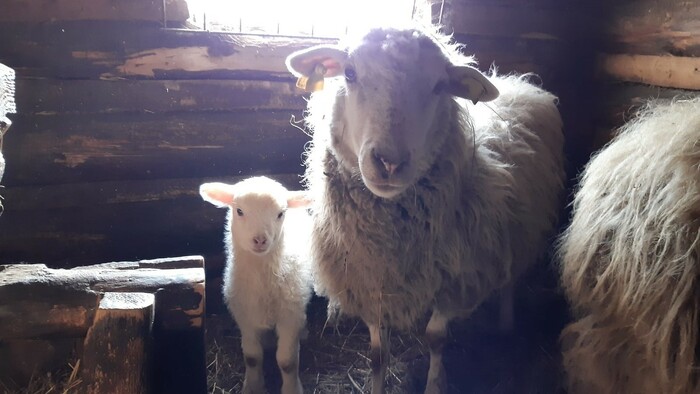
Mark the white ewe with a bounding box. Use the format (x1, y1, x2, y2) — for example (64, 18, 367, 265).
(559, 97, 700, 394)
(200, 176, 312, 394)
(286, 25, 565, 393)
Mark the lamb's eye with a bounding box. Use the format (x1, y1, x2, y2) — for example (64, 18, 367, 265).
(344, 66, 357, 83)
(277, 211, 285, 220)
(236, 208, 244, 216)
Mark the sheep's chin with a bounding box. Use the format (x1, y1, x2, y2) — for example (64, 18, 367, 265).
(363, 178, 408, 199)
(248, 246, 271, 255)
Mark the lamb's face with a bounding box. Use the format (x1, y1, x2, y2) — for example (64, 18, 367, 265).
(200, 178, 311, 256)
(286, 27, 498, 199)
(230, 192, 287, 255)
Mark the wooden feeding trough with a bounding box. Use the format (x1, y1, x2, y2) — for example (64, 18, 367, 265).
(0, 256, 207, 393)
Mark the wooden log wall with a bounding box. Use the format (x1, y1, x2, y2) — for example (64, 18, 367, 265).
(592, 0, 700, 150)
(0, 0, 322, 286)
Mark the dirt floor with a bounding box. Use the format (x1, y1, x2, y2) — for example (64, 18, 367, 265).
(206, 265, 569, 394)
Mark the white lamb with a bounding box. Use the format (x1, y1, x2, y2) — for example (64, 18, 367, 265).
(286, 25, 565, 393)
(199, 176, 312, 394)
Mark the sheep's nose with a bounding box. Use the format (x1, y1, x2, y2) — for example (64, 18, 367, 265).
(372, 149, 409, 177)
(253, 235, 267, 246)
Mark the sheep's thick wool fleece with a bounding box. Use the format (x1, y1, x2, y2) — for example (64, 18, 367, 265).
(306, 68, 565, 329)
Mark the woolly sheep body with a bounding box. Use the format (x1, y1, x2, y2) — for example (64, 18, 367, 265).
(559, 98, 700, 394)
(289, 26, 565, 392)
(200, 176, 312, 394)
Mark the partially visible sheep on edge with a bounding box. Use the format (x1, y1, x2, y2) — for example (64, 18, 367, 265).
(200, 177, 312, 394)
(286, 25, 565, 393)
(559, 98, 700, 394)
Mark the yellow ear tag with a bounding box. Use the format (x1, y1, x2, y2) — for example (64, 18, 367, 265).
(296, 63, 327, 93)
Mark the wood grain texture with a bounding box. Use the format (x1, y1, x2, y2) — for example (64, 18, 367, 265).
(0, 0, 189, 24)
(604, 0, 700, 56)
(80, 292, 154, 394)
(599, 54, 700, 90)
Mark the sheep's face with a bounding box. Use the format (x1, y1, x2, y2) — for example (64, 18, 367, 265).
(286, 28, 498, 199)
(199, 178, 311, 256)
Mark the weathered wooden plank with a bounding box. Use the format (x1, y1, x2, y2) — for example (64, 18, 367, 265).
(0, 263, 205, 331)
(0, 174, 304, 211)
(0, 22, 333, 80)
(603, 0, 700, 56)
(452, 1, 594, 40)
(2, 111, 310, 185)
(0, 267, 102, 338)
(0, 198, 223, 266)
(0, 0, 189, 23)
(599, 53, 700, 90)
(16, 79, 306, 115)
(453, 33, 575, 84)
(73, 255, 204, 270)
(81, 292, 154, 394)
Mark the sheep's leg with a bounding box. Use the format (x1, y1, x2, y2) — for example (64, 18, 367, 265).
(240, 326, 265, 394)
(368, 323, 389, 394)
(424, 309, 448, 394)
(498, 283, 515, 332)
(276, 315, 304, 394)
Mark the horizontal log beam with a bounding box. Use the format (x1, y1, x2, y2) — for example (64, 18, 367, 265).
(2, 111, 309, 185)
(0, 271, 102, 338)
(603, 0, 700, 56)
(0, 259, 205, 337)
(16, 79, 306, 115)
(0, 199, 222, 265)
(1, 174, 303, 211)
(74, 255, 204, 270)
(452, 2, 592, 40)
(0, 22, 333, 80)
(0, 0, 189, 23)
(599, 54, 700, 90)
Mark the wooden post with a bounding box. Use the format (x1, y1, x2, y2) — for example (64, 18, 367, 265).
(0, 256, 207, 393)
(80, 292, 155, 394)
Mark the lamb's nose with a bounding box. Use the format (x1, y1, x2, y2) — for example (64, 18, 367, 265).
(253, 235, 267, 246)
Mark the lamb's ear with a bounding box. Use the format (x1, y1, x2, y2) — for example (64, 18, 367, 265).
(286, 45, 347, 92)
(199, 182, 235, 208)
(446, 65, 499, 104)
(286, 191, 312, 209)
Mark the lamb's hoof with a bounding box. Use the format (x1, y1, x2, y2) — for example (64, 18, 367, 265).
(424, 369, 447, 394)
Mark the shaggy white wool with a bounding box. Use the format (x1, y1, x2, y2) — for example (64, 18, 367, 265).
(559, 97, 700, 394)
(288, 24, 566, 393)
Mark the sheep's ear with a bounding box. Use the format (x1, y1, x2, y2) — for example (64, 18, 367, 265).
(446, 65, 499, 104)
(199, 182, 235, 208)
(286, 45, 347, 92)
(287, 191, 312, 209)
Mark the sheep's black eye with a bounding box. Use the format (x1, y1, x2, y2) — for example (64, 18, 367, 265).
(433, 81, 447, 94)
(344, 67, 357, 83)
(277, 211, 285, 220)
(236, 208, 244, 216)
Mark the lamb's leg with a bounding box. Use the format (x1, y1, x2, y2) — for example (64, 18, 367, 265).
(276, 314, 304, 394)
(240, 326, 265, 394)
(424, 309, 448, 394)
(368, 323, 389, 394)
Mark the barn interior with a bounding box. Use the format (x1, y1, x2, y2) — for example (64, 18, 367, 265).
(0, 0, 698, 392)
